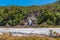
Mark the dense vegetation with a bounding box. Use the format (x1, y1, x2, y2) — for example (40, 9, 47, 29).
(0, 0, 60, 27)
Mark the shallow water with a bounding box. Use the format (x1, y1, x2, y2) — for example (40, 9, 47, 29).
(0, 28, 60, 36)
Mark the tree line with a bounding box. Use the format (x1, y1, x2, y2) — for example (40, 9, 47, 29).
(0, 0, 60, 27)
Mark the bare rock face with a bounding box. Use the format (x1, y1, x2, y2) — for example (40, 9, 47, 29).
(6, 23, 10, 27)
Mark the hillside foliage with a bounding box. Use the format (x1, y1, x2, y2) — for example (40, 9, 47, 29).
(0, 0, 60, 27)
